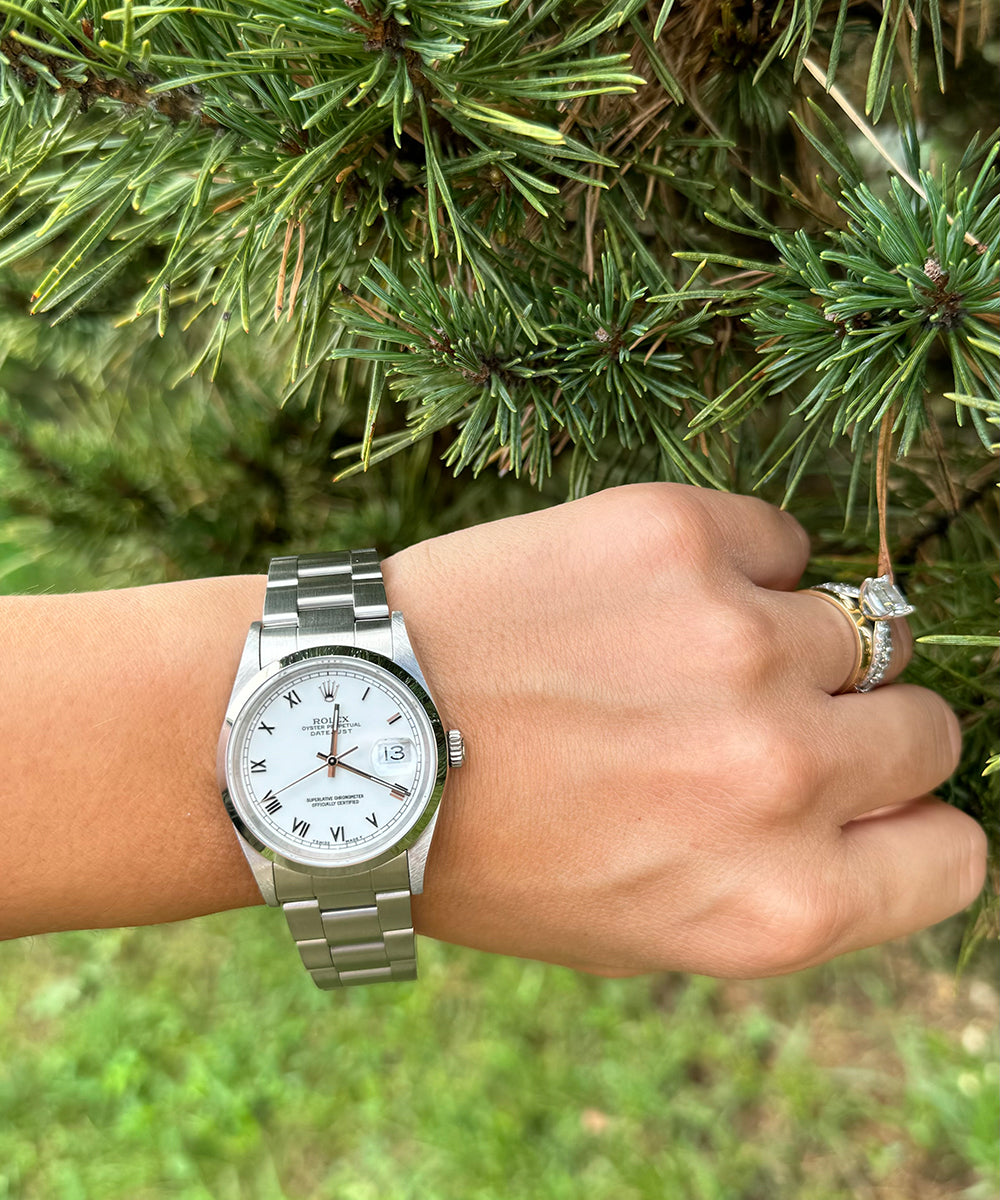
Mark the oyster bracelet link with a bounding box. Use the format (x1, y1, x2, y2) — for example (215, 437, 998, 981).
(217, 550, 464, 989)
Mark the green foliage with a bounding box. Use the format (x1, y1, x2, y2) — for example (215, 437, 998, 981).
(331, 253, 722, 486)
(0, 917, 997, 1199)
(684, 115, 999, 491)
(0, 308, 554, 589)
(0, 1, 645, 353)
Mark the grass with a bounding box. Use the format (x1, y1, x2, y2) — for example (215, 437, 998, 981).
(0, 913, 996, 1200)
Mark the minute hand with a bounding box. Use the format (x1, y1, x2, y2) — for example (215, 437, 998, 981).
(335, 759, 410, 797)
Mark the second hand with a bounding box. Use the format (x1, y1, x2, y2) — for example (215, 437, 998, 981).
(272, 746, 358, 797)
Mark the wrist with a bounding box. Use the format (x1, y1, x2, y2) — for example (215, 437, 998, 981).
(0, 575, 268, 940)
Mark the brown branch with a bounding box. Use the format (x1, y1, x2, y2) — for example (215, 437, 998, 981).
(875, 410, 895, 578)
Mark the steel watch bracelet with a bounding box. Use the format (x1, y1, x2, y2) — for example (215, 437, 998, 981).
(260, 550, 417, 988)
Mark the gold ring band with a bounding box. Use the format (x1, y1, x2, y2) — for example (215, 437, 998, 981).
(799, 574, 914, 693)
(800, 588, 874, 693)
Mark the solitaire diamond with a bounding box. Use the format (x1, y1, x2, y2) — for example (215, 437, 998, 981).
(858, 574, 915, 621)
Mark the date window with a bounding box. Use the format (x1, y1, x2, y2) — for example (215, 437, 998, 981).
(373, 739, 414, 772)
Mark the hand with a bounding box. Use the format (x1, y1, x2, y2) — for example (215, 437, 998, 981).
(384, 483, 987, 978)
(327, 703, 339, 777)
(315, 751, 410, 799)
(270, 746, 357, 798)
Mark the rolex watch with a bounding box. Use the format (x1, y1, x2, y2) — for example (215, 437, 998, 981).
(217, 550, 464, 989)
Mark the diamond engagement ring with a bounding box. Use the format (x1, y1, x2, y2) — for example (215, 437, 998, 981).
(800, 574, 915, 694)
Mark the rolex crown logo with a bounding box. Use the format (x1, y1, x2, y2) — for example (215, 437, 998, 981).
(320, 680, 339, 702)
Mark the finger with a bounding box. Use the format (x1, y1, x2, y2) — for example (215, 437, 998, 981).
(776, 590, 913, 694)
(830, 798, 987, 955)
(688, 489, 811, 590)
(819, 683, 961, 823)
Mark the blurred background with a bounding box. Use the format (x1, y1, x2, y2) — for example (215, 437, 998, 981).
(0, 903, 997, 1198)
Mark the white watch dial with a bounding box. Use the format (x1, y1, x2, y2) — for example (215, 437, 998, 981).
(226, 655, 439, 868)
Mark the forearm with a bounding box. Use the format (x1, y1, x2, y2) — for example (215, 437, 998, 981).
(0, 577, 269, 939)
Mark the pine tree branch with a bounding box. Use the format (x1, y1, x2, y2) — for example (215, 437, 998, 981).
(802, 56, 988, 253)
(894, 463, 997, 570)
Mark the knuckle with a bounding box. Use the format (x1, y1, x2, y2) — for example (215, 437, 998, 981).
(745, 876, 844, 975)
(770, 740, 824, 809)
(720, 719, 821, 817)
(910, 686, 962, 782)
(938, 704, 962, 778)
(716, 601, 783, 690)
(624, 483, 716, 568)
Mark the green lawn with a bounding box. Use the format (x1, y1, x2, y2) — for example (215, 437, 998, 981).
(1, 913, 996, 1200)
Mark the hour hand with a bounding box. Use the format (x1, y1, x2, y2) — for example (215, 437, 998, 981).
(327, 704, 340, 777)
(317, 745, 358, 768)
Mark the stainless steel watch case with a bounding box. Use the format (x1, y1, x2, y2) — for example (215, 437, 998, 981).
(216, 614, 448, 903)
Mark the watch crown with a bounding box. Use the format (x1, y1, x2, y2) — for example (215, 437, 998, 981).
(446, 729, 466, 769)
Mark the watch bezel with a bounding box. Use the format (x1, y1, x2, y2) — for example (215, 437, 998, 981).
(217, 643, 447, 877)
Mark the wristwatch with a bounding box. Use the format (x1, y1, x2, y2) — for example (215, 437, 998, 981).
(216, 550, 464, 989)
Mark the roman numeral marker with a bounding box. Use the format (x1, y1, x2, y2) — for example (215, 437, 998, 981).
(390, 786, 408, 802)
(262, 792, 281, 815)
(258, 720, 275, 735)
(250, 758, 267, 773)
(291, 817, 310, 838)
(330, 825, 345, 842)
(365, 813, 378, 828)
(283, 689, 301, 708)
(361, 687, 370, 701)
(387, 712, 402, 725)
